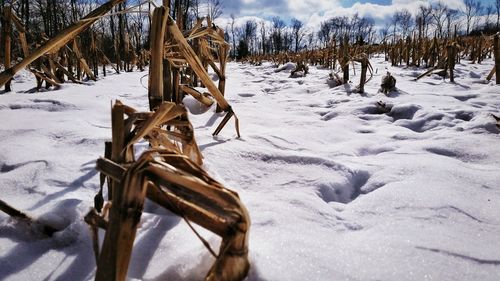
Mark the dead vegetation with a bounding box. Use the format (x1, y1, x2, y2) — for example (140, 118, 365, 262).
(1, 1, 499, 280)
(87, 101, 250, 281)
(0, 0, 142, 92)
(0, 199, 59, 236)
(242, 32, 500, 86)
(380, 72, 397, 94)
(0, 1, 249, 280)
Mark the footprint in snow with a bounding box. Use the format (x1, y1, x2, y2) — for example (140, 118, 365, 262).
(238, 93, 255, 98)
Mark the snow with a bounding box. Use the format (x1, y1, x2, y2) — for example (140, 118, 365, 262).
(1, 55, 500, 281)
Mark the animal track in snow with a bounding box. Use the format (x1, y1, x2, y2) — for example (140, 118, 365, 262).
(315, 170, 370, 204)
(2, 99, 76, 112)
(239, 151, 372, 204)
(451, 110, 475, 121)
(424, 146, 486, 162)
(238, 93, 255, 97)
(452, 94, 477, 101)
(387, 103, 421, 120)
(395, 112, 446, 133)
(0, 160, 49, 173)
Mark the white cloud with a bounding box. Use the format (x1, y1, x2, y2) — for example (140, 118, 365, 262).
(301, 1, 423, 31)
(287, 0, 341, 21)
(214, 15, 273, 32)
(216, 0, 478, 36)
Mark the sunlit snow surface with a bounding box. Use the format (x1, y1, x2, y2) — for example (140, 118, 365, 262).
(0, 55, 499, 281)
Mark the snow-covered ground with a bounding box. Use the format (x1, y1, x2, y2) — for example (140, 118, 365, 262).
(0, 55, 499, 281)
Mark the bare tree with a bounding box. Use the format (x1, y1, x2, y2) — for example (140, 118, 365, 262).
(291, 18, 304, 52)
(462, 0, 482, 35)
(229, 14, 236, 58)
(484, 5, 494, 30)
(259, 20, 267, 55)
(242, 20, 257, 52)
(396, 9, 413, 39)
(318, 20, 332, 47)
(496, 0, 500, 29)
(380, 22, 391, 43)
(271, 17, 285, 54)
(352, 15, 375, 44)
(286, 30, 294, 51)
(306, 32, 314, 50)
(206, 0, 223, 20)
(191, 0, 201, 18)
(445, 8, 459, 37)
(432, 1, 448, 38)
(418, 4, 433, 38)
(391, 12, 400, 42)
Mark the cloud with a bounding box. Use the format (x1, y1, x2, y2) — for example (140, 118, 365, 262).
(147, 0, 493, 37)
(215, 0, 490, 36)
(215, 15, 273, 31)
(287, 0, 341, 21)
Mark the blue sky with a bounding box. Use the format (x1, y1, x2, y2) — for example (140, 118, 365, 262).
(216, 0, 498, 31)
(339, 0, 496, 8)
(221, 0, 498, 18)
(340, 0, 392, 6)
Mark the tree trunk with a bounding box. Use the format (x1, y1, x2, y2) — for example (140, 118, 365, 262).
(110, 10, 119, 73)
(24, 0, 29, 32)
(495, 34, 500, 85)
(342, 35, 349, 84)
(447, 44, 456, 83)
(148, 7, 168, 110)
(0, 0, 126, 88)
(3, 5, 12, 92)
(118, 4, 125, 71)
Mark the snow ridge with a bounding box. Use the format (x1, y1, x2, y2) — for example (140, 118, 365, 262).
(0, 55, 499, 281)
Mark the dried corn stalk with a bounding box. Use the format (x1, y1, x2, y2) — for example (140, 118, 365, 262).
(88, 101, 250, 281)
(0, 0, 125, 87)
(352, 53, 373, 93)
(160, 15, 239, 137)
(117, 100, 203, 165)
(0, 199, 58, 236)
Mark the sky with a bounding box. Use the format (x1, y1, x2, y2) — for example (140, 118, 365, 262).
(215, 0, 498, 31)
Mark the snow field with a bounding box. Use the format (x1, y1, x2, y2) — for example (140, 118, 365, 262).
(0, 54, 499, 280)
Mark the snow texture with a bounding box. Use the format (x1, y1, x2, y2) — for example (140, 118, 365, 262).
(0, 55, 499, 281)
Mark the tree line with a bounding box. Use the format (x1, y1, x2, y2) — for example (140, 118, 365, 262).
(0, 0, 223, 69)
(380, 0, 500, 43)
(0, 0, 499, 63)
(228, 0, 500, 59)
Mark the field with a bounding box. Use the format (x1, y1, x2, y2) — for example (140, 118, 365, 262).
(0, 53, 499, 280)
